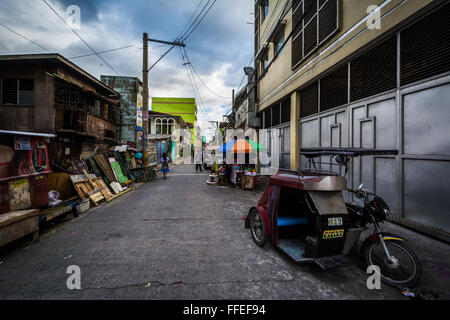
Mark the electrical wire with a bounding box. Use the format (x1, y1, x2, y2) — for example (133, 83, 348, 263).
(0, 22, 51, 52)
(177, 0, 206, 41)
(41, 0, 120, 75)
(183, 49, 231, 99)
(180, 0, 217, 42)
(69, 45, 138, 59)
(183, 49, 221, 124)
(178, 47, 211, 123)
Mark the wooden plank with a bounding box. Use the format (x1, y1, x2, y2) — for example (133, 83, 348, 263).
(89, 192, 104, 205)
(0, 216, 39, 247)
(96, 179, 114, 200)
(0, 209, 40, 228)
(94, 154, 118, 183)
(106, 188, 131, 202)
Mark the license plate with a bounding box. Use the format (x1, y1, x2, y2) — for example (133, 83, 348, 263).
(328, 217, 343, 227)
(323, 229, 345, 239)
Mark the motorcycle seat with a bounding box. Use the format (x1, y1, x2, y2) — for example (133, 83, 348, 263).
(277, 216, 309, 227)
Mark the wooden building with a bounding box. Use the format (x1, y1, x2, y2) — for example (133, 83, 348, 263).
(0, 54, 120, 170)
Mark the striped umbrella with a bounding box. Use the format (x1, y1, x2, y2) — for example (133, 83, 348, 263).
(217, 139, 267, 154)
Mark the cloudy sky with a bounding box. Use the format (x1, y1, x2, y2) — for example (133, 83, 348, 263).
(0, 0, 254, 138)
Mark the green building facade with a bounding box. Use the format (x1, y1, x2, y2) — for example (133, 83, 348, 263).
(151, 97, 197, 143)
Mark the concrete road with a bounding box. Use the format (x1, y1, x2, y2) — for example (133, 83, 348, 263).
(0, 165, 402, 299)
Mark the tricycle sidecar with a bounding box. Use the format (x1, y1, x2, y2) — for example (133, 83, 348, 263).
(245, 169, 352, 268)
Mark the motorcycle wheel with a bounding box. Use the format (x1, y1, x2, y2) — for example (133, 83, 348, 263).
(249, 209, 267, 247)
(364, 239, 422, 288)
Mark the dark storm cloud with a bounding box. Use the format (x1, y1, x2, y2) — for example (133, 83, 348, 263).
(0, 0, 253, 137)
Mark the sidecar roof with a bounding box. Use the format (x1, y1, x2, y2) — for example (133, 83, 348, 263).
(300, 147, 398, 158)
(270, 171, 347, 191)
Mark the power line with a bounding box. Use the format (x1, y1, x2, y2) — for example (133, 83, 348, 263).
(0, 22, 51, 52)
(183, 49, 231, 100)
(179, 48, 211, 123)
(184, 51, 216, 123)
(69, 45, 138, 59)
(41, 0, 119, 75)
(178, 0, 212, 41)
(180, 0, 217, 42)
(177, 0, 206, 41)
(233, 55, 255, 102)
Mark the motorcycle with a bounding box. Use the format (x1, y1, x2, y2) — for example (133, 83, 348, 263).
(347, 183, 422, 287)
(246, 147, 422, 288)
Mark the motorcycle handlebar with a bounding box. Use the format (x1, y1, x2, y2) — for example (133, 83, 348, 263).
(347, 188, 375, 199)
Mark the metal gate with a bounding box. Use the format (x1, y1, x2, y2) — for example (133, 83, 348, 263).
(157, 142, 167, 164)
(300, 74, 450, 241)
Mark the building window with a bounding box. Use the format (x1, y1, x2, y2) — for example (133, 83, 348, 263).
(162, 119, 168, 134)
(261, 0, 269, 22)
(274, 31, 285, 57)
(272, 103, 280, 127)
(400, 3, 450, 86)
(350, 36, 397, 102)
(320, 64, 348, 111)
(300, 82, 318, 118)
(281, 98, 291, 124)
(264, 108, 272, 129)
(261, 51, 269, 77)
(155, 119, 162, 134)
(292, 0, 339, 69)
(0, 78, 35, 106)
(168, 119, 175, 135)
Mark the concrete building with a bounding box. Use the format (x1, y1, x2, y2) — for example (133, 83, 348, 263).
(151, 97, 197, 144)
(233, 67, 259, 134)
(0, 54, 120, 168)
(147, 111, 192, 165)
(100, 76, 146, 151)
(254, 0, 450, 240)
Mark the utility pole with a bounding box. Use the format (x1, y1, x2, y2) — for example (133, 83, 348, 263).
(142, 32, 149, 151)
(142, 33, 186, 151)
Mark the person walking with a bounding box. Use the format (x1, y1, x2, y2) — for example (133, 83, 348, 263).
(161, 153, 171, 179)
(195, 149, 204, 172)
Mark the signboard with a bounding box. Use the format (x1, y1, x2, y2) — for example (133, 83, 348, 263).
(137, 93, 143, 132)
(0, 137, 51, 181)
(14, 137, 31, 151)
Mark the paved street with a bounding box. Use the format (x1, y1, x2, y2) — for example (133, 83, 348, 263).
(0, 165, 404, 299)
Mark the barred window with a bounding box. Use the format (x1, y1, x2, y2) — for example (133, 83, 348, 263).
(320, 64, 348, 111)
(261, 0, 269, 22)
(350, 36, 397, 102)
(281, 98, 291, 124)
(300, 82, 318, 118)
(400, 3, 450, 86)
(292, 0, 339, 69)
(0, 78, 35, 106)
(264, 108, 272, 129)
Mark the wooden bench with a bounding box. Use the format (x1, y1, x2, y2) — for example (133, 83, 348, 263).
(0, 209, 40, 248)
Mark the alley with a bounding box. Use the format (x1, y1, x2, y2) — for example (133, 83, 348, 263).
(0, 164, 404, 300)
